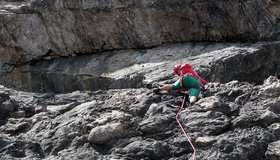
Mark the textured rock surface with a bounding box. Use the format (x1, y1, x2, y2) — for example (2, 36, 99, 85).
(0, 41, 280, 159)
(266, 140, 280, 160)
(0, 41, 280, 92)
(0, 0, 279, 66)
(0, 74, 279, 159)
(0, 0, 280, 159)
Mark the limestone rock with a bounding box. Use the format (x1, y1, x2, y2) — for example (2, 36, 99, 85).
(1, 42, 280, 92)
(0, 75, 279, 159)
(0, 0, 279, 66)
(0, 1, 279, 157)
(266, 140, 280, 160)
(88, 122, 125, 144)
(195, 136, 216, 147)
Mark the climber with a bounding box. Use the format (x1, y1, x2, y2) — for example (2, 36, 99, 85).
(173, 63, 207, 86)
(154, 64, 206, 105)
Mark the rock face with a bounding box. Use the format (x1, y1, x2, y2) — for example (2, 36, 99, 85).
(0, 41, 279, 92)
(0, 0, 280, 160)
(0, 0, 279, 66)
(0, 74, 280, 159)
(0, 41, 279, 159)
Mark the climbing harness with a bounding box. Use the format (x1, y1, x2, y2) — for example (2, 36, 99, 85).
(176, 92, 196, 160)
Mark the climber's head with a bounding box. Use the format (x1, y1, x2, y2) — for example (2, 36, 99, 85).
(173, 64, 181, 75)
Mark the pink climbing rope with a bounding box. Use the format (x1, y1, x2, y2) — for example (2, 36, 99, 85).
(176, 93, 196, 160)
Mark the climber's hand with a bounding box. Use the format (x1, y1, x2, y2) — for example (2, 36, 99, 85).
(153, 88, 161, 94)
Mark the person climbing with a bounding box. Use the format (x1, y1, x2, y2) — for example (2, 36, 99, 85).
(154, 64, 207, 106)
(173, 63, 207, 86)
(153, 63, 204, 160)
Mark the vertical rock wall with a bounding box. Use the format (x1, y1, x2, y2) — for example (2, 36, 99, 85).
(0, 0, 278, 66)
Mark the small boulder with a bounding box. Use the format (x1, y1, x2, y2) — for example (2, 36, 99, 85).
(88, 123, 125, 144)
(265, 140, 280, 160)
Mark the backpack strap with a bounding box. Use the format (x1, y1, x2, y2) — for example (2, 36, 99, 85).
(180, 74, 193, 88)
(180, 74, 203, 90)
(180, 75, 184, 88)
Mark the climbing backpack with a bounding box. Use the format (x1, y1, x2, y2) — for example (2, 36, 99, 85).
(175, 63, 207, 86)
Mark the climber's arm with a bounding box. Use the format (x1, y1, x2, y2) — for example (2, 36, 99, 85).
(160, 85, 173, 92)
(160, 79, 181, 91)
